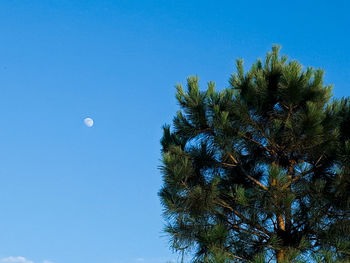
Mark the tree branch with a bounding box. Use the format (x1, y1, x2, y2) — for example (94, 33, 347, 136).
(216, 200, 272, 237)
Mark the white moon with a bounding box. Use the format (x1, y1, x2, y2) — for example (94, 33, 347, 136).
(84, 117, 94, 127)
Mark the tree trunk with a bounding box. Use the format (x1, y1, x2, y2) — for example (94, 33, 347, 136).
(271, 162, 289, 263)
(276, 214, 286, 262)
(276, 249, 285, 263)
(277, 214, 285, 231)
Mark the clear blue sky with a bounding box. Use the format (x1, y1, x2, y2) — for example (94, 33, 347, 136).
(0, 1, 349, 263)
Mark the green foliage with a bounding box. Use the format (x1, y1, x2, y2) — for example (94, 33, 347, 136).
(159, 46, 350, 262)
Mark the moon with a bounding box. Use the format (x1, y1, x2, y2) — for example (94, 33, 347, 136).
(84, 117, 94, 127)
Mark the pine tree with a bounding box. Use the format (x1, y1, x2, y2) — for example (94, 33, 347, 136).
(159, 46, 350, 263)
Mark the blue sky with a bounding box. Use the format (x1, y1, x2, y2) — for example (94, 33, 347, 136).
(0, 1, 349, 263)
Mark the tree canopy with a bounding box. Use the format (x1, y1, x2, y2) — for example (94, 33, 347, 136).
(159, 46, 350, 263)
